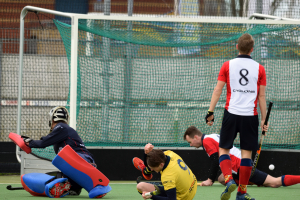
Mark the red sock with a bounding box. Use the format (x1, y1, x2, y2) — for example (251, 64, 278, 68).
(282, 175, 300, 186)
(238, 159, 252, 194)
(219, 155, 233, 184)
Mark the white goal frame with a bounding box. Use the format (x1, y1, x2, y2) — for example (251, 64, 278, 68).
(17, 6, 300, 162)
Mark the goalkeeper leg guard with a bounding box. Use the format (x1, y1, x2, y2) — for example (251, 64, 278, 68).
(21, 173, 70, 198)
(52, 145, 111, 198)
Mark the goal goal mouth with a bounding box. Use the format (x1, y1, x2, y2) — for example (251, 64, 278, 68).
(16, 6, 300, 161)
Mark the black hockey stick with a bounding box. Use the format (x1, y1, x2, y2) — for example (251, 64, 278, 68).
(6, 185, 24, 190)
(251, 101, 273, 177)
(136, 176, 162, 186)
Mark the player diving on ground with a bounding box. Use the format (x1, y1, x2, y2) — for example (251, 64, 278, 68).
(184, 126, 300, 189)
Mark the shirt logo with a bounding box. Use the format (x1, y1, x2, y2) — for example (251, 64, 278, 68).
(233, 89, 255, 93)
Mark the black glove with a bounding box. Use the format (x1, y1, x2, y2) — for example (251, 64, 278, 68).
(143, 166, 152, 175)
(205, 110, 214, 123)
(21, 135, 33, 143)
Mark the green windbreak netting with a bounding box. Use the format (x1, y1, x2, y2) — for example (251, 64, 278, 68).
(32, 19, 300, 160)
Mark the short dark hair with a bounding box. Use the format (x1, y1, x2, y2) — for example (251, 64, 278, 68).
(238, 33, 254, 54)
(183, 126, 202, 140)
(147, 149, 167, 167)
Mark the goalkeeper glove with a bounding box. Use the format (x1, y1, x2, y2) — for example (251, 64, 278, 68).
(21, 135, 33, 143)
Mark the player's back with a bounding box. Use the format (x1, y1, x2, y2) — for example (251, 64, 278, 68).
(219, 56, 266, 116)
(161, 150, 197, 200)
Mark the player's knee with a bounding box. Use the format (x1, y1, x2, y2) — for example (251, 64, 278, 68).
(264, 176, 282, 188)
(136, 182, 145, 191)
(269, 182, 281, 188)
(136, 183, 143, 195)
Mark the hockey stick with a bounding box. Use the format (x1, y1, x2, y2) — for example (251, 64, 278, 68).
(251, 101, 273, 176)
(136, 176, 162, 186)
(137, 176, 162, 197)
(145, 185, 161, 197)
(6, 185, 24, 190)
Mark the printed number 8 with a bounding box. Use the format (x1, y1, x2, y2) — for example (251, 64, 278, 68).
(177, 159, 190, 174)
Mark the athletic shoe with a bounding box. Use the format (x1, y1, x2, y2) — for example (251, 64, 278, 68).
(49, 180, 71, 198)
(236, 192, 256, 200)
(69, 188, 82, 196)
(132, 157, 153, 180)
(220, 179, 237, 200)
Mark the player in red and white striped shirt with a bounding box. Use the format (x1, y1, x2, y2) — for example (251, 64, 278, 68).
(205, 33, 268, 200)
(184, 126, 300, 189)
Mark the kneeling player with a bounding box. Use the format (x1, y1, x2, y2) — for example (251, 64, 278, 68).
(133, 143, 197, 200)
(184, 126, 300, 189)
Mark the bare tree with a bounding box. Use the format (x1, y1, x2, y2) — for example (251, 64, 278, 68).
(269, 0, 284, 15)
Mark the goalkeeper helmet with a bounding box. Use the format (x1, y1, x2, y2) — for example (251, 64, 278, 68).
(49, 106, 69, 128)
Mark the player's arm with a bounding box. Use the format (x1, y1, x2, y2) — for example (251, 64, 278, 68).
(258, 65, 268, 132)
(150, 188, 176, 200)
(206, 81, 226, 126)
(258, 85, 268, 131)
(209, 80, 226, 112)
(26, 125, 68, 148)
(206, 61, 228, 126)
(201, 152, 219, 186)
(201, 138, 220, 186)
(143, 143, 154, 175)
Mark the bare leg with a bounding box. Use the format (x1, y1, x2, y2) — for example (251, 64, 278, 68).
(219, 147, 230, 156)
(263, 175, 282, 188)
(137, 182, 156, 193)
(218, 173, 226, 186)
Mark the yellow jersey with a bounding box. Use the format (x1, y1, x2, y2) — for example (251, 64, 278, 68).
(160, 150, 197, 200)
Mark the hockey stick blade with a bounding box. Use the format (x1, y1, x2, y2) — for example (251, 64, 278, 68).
(6, 185, 24, 190)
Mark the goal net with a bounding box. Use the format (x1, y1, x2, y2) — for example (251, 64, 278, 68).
(18, 11, 300, 160)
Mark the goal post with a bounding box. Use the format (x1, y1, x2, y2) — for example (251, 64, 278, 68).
(17, 6, 300, 162)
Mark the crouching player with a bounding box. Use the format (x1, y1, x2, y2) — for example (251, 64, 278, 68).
(184, 126, 300, 189)
(133, 143, 197, 200)
(9, 106, 111, 198)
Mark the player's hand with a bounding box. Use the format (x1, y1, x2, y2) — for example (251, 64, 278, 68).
(142, 192, 152, 199)
(144, 143, 154, 154)
(205, 110, 214, 126)
(261, 121, 269, 133)
(21, 135, 32, 145)
(200, 179, 213, 186)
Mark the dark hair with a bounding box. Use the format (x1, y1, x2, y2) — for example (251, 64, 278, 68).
(147, 149, 167, 167)
(237, 33, 254, 54)
(183, 126, 202, 140)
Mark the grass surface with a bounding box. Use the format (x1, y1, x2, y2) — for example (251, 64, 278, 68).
(1, 175, 300, 199)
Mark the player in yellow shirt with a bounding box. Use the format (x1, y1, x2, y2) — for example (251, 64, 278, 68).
(133, 143, 197, 200)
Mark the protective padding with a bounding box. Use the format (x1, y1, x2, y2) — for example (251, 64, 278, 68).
(52, 145, 109, 192)
(21, 173, 55, 196)
(9, 132, 31, 154)
(45, 178, 70, 198)
(89, 185, 112, 198)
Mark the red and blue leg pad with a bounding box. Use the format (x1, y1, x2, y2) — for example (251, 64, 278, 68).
(21, 173, 71, 198)
(21, 173, 53, 196)
(52, 145, 111, 198)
